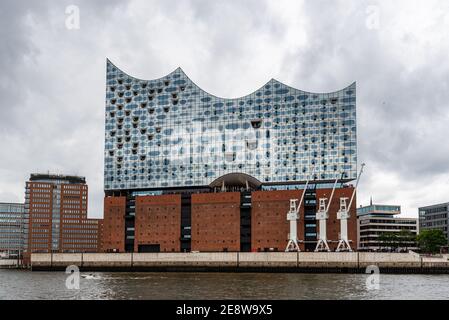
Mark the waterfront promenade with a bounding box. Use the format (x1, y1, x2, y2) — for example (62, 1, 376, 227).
(29, 252, 449, 274)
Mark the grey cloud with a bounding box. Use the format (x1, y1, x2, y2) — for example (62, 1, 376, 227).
(1, 0, 449, 217)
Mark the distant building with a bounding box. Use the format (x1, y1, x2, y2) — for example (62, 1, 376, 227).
(419, 202, 449, 241)
(0, 202, 25, 257)
(24, 174, 102, 256)
(357, 204, 418, 251)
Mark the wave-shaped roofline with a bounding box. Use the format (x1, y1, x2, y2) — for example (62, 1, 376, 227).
(106, 58, 356, 100)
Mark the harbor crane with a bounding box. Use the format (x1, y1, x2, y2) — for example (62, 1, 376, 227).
(285, 177, 311, 252)
(336, 163, 366, 252)
(314, 174, 342, 252)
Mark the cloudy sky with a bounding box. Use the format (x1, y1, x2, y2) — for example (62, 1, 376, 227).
(1, 0, 448, 218)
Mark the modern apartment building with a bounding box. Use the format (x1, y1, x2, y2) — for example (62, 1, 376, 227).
(102, 60, 358, 253)
(25, 174, 101, 256)
(419, 202, 449, 241)
(0, 202, 25, 257)
(357, 204, 418, 251)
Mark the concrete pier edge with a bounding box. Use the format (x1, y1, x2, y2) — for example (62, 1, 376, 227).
(27, 252, 449, 274)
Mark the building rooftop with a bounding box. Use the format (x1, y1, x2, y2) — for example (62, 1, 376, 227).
(357, 204, 401, 216)
(418, 202, 449, 210)
(29, 173, 86, 184)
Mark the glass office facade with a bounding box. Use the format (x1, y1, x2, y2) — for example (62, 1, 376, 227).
(104, 60, 357, 191)
(357, 205, 401, 216)
(0, 202, 25, 255)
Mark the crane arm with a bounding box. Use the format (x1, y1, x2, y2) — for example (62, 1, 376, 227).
(325, 172, 343, 213)
(347, 163, 366, 211)
(295, 167, 317, 214)
(295, 178, 309, 215)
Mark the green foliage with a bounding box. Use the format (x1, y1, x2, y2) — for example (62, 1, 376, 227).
(378, 229, 417, 251)
(417, 229, 448, 254)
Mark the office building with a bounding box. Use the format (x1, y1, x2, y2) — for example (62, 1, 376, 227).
(0, 202, 25, 257)
(357, 204, 418, 251)
(25, 174, 101, 255)
(419, 202, 449, 241)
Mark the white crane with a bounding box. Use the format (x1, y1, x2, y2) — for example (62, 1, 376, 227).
(314, 175, 341, 252)
(285, 178, 311, 252)
(336, 163, 366, 252)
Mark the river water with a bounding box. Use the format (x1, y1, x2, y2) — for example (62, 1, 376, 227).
(1, 269, 449, 300)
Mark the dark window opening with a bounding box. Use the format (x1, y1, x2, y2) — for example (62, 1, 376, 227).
(251, 120, 262, 129)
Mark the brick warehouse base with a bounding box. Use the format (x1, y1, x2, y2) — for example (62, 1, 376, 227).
(102, 187, 357, 253)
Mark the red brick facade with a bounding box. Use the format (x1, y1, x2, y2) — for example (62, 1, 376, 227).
(251, 190, 305, 252)
(101, 188, 357, 253)
(191, 192, 241, 252)
(134, 194, 181, 252)
(102, 196, 126, 252)
(26, 178, 100, 255)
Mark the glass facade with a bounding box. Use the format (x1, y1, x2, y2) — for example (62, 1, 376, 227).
(418, 203, 449, 240)
(357, 205, 401, 216)
(104, 60, 357, 191)
(0, 202, 25, 255)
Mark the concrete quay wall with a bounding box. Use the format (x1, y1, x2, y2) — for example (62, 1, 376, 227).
(30, 252, 449, 273)
(0, 259, 19, 268)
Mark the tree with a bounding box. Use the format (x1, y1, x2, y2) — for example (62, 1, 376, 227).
(378, 230, 417, 252)
(378, 232, 397, 251)
(417, 229, 448, 254)
(397, 229, 417, 251)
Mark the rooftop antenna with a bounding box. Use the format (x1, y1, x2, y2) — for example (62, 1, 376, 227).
(336, 163, 365, 252)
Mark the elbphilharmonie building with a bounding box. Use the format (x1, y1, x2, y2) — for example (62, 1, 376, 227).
(102, 59, 358, 253)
